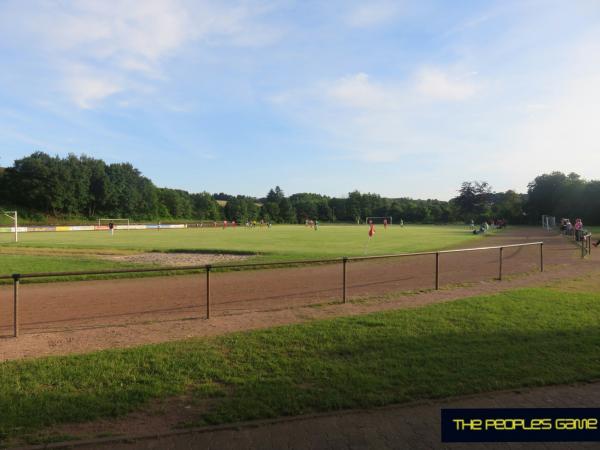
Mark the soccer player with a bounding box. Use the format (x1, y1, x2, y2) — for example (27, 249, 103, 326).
(108, 221, 114, 236)
(383, 218, 388, 230)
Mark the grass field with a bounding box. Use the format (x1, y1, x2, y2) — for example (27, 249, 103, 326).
(0, 254, 142, 279)
(2, 285, 599, 444)
(0, 225, 483, 275)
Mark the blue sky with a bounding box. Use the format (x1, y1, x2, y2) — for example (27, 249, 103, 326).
(1, 0, 599, 200)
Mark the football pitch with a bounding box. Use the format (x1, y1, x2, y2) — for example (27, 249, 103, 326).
(2, 224, 480, 258)
(0, 224, 483, 275)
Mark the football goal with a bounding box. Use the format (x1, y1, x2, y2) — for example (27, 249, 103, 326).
(541, 215, 556, 230)
(365, 216, 393, 225)
(98, 218, 130, 230)
(1, 210, 18, 242)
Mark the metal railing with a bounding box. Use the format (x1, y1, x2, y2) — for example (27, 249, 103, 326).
(1, 241, 545, 338)
(581, 233, 593, 257)
(564, 229, 593, 258)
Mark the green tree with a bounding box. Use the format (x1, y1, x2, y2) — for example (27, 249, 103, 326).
(452, 181, 493, 222)
(491, 190, 526, 223)
(191, 192, 221, 220)
(278, 197, 296, 223)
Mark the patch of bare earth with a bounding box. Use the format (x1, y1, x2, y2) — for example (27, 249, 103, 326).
(100, 252, 250, 266)
(22, 392, 210, 447)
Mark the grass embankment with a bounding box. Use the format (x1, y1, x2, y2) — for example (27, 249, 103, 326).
(587, 226, 599, 235)
(0, 225, 481, 277)
(1, 286, 599, 443)
(0, 254, 139, 276)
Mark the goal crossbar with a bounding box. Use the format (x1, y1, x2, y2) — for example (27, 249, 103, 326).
(366, 216, 392, 225)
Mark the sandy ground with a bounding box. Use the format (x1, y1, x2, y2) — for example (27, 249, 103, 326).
(100, 252, 250, 266)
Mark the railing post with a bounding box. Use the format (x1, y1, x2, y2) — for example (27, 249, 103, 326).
(499, 247, 503, 281)
(540, 243, 544, 272)
(581, 238, 585, 258)
(205, 265, 211, 319)
(588, 235, 591, 256)
(435, 252, 440, 290)
(342, 257, 348, 304)
(587, 236, 590, 255)
(13, 274, 20, 338)
(585, 236, 588, 256)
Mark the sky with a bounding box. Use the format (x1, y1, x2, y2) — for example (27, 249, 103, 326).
(1, 0, 599, 200)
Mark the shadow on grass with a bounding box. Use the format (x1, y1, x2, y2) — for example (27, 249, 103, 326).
(1, 287, 599, 440)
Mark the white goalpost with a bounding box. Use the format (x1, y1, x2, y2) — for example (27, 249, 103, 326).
(1, 210, 18, 242)
(365, 216, 393, 225)
(541, 215, 556, 230)
(98, 218, 130, 230)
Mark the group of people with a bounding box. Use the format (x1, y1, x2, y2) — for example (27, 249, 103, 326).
(470, 219, 507, 235)
(305, 219, 319, 230)
(559, 217, 600, 246)
(559, 218, 586, 241)
(244, 220, 271, 228)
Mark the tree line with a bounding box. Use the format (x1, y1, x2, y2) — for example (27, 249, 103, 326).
(0, 152, 596, 224)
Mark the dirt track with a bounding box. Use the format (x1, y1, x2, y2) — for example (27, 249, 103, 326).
(0, 228, 595, 360)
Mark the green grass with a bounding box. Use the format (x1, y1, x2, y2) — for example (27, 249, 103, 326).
(2, 286, 599, 442)
(0, 253, 206, 284)
(0, 224, 481, 265)
(0, 254, 140, 277)
(0, 224, 485, 279)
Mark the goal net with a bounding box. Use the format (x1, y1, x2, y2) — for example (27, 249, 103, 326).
(365, 216, 392, 225)
(0, 210, 18, 242)
(98, 218, 130, 230)
(541, 215, 556, 230)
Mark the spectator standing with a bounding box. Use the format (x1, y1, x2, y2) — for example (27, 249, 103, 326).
(575, 218, 583, 241)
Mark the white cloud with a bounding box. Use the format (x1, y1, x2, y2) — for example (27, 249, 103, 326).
(492, 74, 600, 181)
(465, 30, 600, 191)
(271, 68, 483, 163)
(344, 1, 402, 28)
(327, 73, 391, 109)
(67, 75, 122, 109)
(62, 64, 123, 109)
(415, 68, 478, 101)
(2, 0, 283, 109)
(32, 0, 193, 72)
